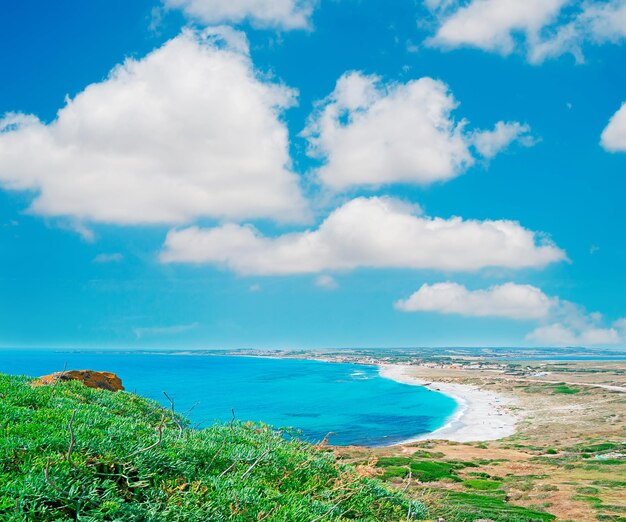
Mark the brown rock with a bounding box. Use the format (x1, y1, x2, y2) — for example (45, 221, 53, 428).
(32, 370, 124, 392)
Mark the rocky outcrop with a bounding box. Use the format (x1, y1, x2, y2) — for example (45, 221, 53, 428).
(32, 370, 124, 392)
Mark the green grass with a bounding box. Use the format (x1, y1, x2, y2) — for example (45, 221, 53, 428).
(466, 471, 493, 479)
(0, 374, 424, 521)
(592, 480, 626, 488)
(550, 384, 581, 394)
(373, 454, 556, 521)
(572, 495, 603, 506)
(596, 515, 626, 522)
(462, 479, 502, 491)
(428, 490, 556, 522)
(576, 486, 600, 495)
(576, 443, 619, 453)
(375, 455, 475, 482)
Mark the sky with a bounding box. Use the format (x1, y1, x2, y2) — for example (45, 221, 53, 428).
(1, 0, 625, 350)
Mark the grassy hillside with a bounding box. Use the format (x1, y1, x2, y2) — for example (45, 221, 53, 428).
(0, 374, 424, 521)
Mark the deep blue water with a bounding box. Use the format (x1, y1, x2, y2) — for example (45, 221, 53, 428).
(0, 350, 457, 446)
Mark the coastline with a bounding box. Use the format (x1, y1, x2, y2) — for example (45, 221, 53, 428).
(227, 355, 522, 445)
(379, 364, 520, 444)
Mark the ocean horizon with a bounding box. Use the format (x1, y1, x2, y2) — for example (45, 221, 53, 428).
(0, 350, 457, 447)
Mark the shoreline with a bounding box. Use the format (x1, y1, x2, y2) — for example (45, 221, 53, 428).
(379, 364, 520, 444)
(225, 356, 522, 445)
(203, 355, 523, 445)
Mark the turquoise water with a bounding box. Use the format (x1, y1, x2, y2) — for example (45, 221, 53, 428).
(0, 350, 457, 446)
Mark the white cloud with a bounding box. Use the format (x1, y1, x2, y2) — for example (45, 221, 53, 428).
(303, 72, 531, 190)
(580, 0, 626, 43)
(0, 28, 306, 226)
(395, 282, 554, 319)
(424, 0, 459, 13)
(93, 253, 124, 263)
(160, 196, 566, 275)
(395, 280, 625, 346)
(526, 323, 621, 346)
(163, 0, 315, 29)
(427, 0, 567, 55)
(601, 102, 626, 152)
(528, 20, 584, 63)
(315, 274, 338, 290)
(526, 305, 626, 347)
(614, 317, 626, 329)
(57, 220, 96, 242)
(472, 121, 535, 159)
(427, 0, 626, 64)
(529, 1, 626, 63)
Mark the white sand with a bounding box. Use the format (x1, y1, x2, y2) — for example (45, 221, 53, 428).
(379, 364, 520, 444)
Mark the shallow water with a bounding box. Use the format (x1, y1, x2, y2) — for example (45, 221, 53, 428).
(0, 350, 457, 446)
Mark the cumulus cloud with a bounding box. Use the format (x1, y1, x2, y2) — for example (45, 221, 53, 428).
(427, 0, 566, 55)
(163, 0, 315, 29)
(472, 121, 535, 159)
(580, 0, 626, 43)
(601, 102, 626, 152)
(427, 0, 626, 64)
(303, 72, 532, 190)
(526, 323, 621, 346)
(526, 302, 626, 347)
(0, 28, 306, 226)
(396, 280, 625, 346)
(160, 197, 566, 275)
(395, 282, 554, 319)
(530, 0, 626, 63)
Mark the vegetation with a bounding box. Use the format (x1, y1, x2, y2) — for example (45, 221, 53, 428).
(288, 351, 625, 521)
(428, 490, 556, 522)
(3, 352, 623, 521)
(461, 478, 502, 491)
(367, 453, 556, 522)
(0, 374, 424, 521)
(550, 384, 581, 395)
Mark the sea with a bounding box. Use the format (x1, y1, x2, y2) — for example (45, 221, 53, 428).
(0, 350, 457, 447)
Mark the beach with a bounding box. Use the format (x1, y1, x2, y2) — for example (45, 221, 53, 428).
(379, 364, 520, 443)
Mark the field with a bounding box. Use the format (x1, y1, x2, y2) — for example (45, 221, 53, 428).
(335, 359, 626, 522)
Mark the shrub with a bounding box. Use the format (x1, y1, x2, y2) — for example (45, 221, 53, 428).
(0, 374, 424, 521)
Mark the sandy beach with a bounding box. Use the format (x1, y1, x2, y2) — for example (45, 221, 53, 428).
(379, 364, 520, 443)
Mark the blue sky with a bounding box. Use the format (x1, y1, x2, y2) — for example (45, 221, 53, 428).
(1, 0, 625, 349)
